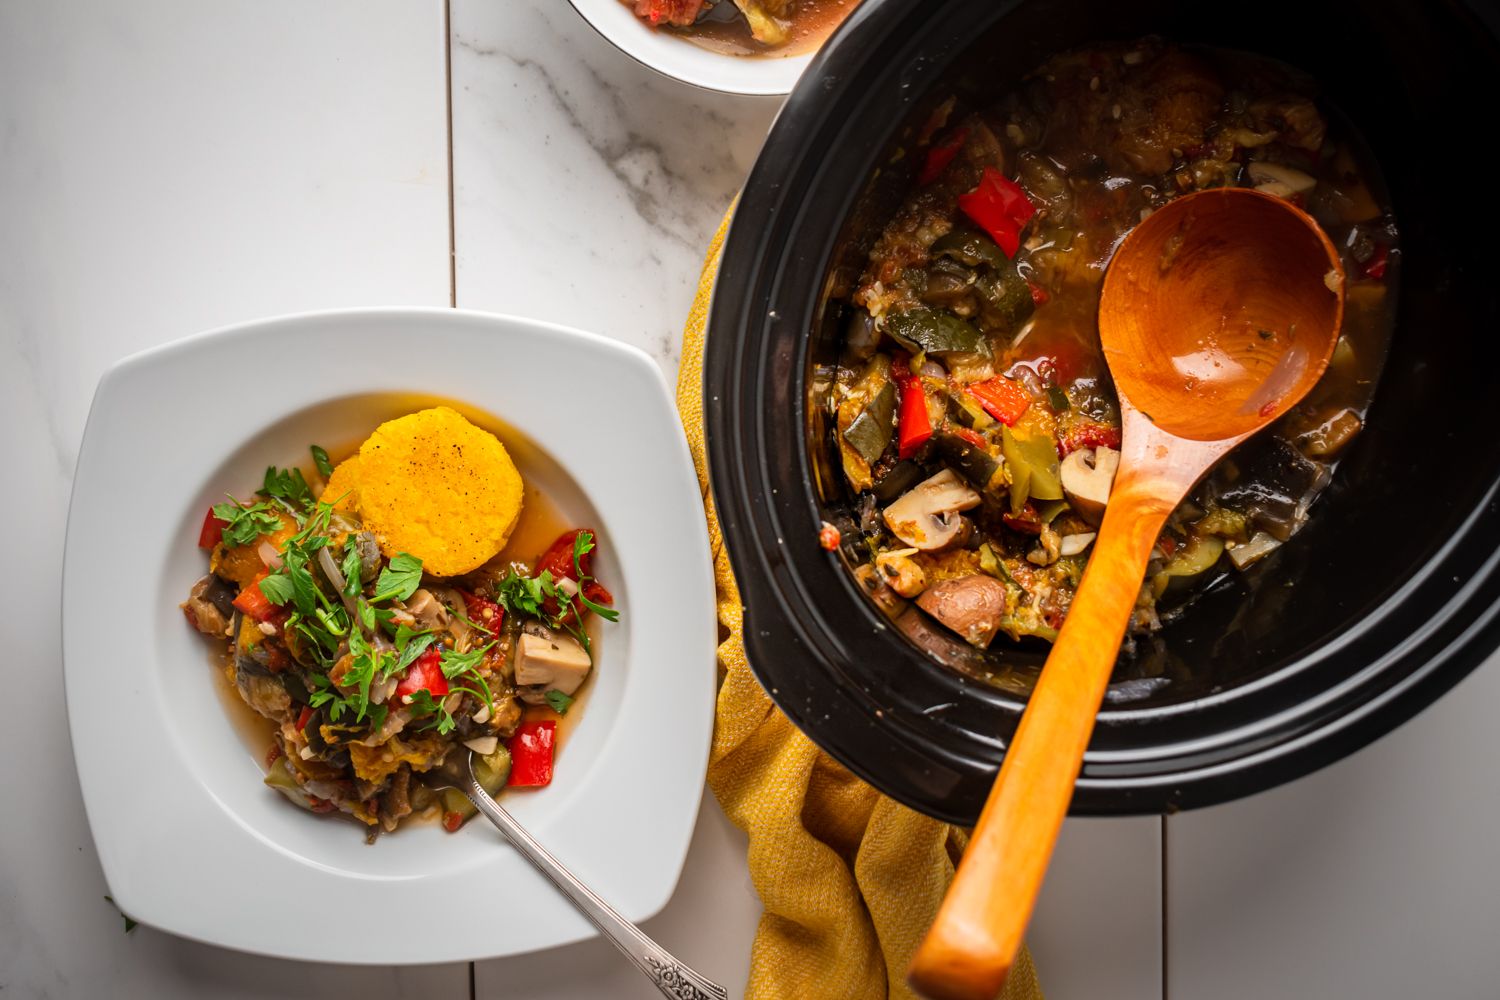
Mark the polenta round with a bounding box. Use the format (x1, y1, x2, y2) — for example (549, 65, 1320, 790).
(323, 455, 362, 513)
(354, 407, 523, 576)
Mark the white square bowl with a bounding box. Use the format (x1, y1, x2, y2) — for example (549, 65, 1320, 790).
(62, 308, 716, 963)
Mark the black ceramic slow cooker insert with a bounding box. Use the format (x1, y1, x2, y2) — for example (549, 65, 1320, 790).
(704, 0, 1500, 823)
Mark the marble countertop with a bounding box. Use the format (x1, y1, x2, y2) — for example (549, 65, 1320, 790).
(3, 3, 1497, 998)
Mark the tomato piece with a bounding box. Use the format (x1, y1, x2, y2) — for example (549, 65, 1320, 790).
(460, 590, 504, 635)
(507, 720, 557, 787)
(535, 529, 595, 582)
(1003, 503, 1044, 535)
(1059, 421, 1122, 456)
(818, 522, 841, 551)
(442, 811, 464, 832)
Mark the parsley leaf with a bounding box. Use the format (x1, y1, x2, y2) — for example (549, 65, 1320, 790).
(389, 626, 437, 677)
(310, 444, 334, 478)
(497, 568, 552, 618)
(256, 573, 296, 605)
(260, 465, 315, 512)
(438, 643, 493, 679)
(212, 499, 284, 548)
(340, 538, 364, 598)
(373, 553, 424, 603)
(545, 689, 575, 714)
(406, 688, 457, 735)
(572, 531, 619, 622)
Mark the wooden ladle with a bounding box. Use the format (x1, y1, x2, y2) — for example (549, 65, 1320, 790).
(908, 187, 1346, 1000)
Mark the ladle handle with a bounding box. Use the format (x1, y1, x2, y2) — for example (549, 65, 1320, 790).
(907, 485, 1174, 1000)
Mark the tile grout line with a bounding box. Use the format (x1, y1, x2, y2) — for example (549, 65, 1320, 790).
(1160, 814, 1169, 1000)
(444, 0, 457, 310)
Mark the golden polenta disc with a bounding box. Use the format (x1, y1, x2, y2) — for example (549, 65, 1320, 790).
(354, 406, 524, 576)
(323, 455, 362, 514)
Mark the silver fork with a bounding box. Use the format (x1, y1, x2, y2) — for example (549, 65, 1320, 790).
(427, 752, 728, 1000)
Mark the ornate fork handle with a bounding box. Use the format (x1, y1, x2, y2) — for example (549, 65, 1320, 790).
(462, 768, 729, 1000)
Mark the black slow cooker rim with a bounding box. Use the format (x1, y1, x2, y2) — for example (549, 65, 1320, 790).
(704, 0, 1500, 821)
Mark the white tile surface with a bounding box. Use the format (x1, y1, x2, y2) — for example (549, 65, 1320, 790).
(0, 1, 458, 995)
(1166, 651, 1500, 1000)
(448, 0, 779, 375)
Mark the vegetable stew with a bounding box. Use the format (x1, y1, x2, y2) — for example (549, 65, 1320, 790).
(829, 40, 1395, 653)
(181, 409, 619, 838)
(626, 0, 859, 56)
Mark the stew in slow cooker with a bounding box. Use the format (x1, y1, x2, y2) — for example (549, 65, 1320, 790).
(828, 39, 1396, 651)
(627, 0, 858, 56)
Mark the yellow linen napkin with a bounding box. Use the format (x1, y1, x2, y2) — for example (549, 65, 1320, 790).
(674, 208, 1044, 1000)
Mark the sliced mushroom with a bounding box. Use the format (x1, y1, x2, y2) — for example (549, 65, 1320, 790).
(1060, 446, 1119, 525)
(883, 469, 982, 551)
(1247, 162, 1316, 200)
(404, 588, 450, 630)
(515, 622, 592, 704)
(916, 575, 1008, 648)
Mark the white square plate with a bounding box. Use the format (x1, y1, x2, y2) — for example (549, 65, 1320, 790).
(62, 308, 716, 963)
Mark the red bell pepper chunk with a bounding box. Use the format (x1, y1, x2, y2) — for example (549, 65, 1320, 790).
(918, 127, 969, 186)
(396, 648, 449, 703)
(198, 507, 227, 549)
(507, 720, 557, 787)
(958, 166, 1036, 259)
(967, 376, 1032, 427)
(1361, 243, 1389, 281)
(232, 573, 281, 622)
(296, 706, 314, 731)
(891, 355, 933, 459)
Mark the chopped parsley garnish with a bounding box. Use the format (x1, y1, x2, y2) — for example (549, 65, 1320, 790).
(260, 464, 315, 512)
(373, 553, 423, 603)
(310, 444, 334, 478)
(391, 624, 437, 674)
(211, 498, 283, 547)
(339, 537, 364, 597)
